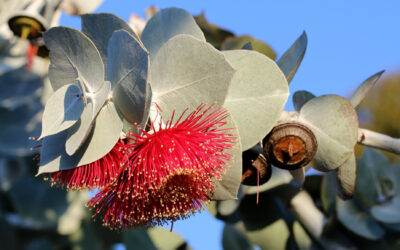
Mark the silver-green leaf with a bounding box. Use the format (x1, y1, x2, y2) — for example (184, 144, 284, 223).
(81, 13, 139, 70)
(293, 90, 315, 112)
(40, 84, 84, 139)
(151, 34, 235, 121)
(299, 95, 358, 171)
(141, 7, 206, 60)
(44, 27, 104, 92)
(107, 30, 149, 124)
(223, 50, 289, 150)
(350, 71, 384, 108)
(277, 31, 307, 84)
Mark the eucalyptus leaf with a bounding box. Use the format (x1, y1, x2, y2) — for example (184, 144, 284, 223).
(194, 13, 234, 49)
(222, 224, 253, 250)
(321, 172, 336, 214)
(44, 27, 104, 92)
(123, 229, 157, 250)
(150, 34, 235, 121)
(81, 13, 139, 69)
(38, 102, 123, 174)
(242, 167, 293, 195)
(141, 7, 205, 60)
(293, 221, 317, 250)
(277, 32, 307, 84)
(107, 30, 149, 124)
(223, 50, 289, 150)
(148, 228, 187, 250)
(221, 35, 277, 60)
(212, 115, 242, 200)
(65, 102, 94, 156)
(290, 167, 306, 186)
(293, 90, 315, 111)
(336, 198, 385, 240)
(350, 71, 384, 108)
(299, 95, 358, 171)
(66, 81, 111, 155)
(9, 177, 68, 229)
(371, 196, 400, 223)
(40, 84, 84, 138)
(356, 148, 391, 208)
(335, 152, 357, 200)
(0, 105, 42, 157)
(0, 66, 42, 110)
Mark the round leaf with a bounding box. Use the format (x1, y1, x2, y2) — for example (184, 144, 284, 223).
(221, 35, 276, 60)
(223, 50, 289, 150)
(141, 7, 206, 60)
(66, 81, 111, 155)
(335, 152, 357, 199)
(38, 102, 123, 174)
(0, 105, 42, 157)
(336, 198, 385, 240)
(299, 95, 358, 171)
(40, 84, 84, 138)
(107, 30, 149, 124)
(44, 27, 104, 92)
(371, 196, 400, 223)
(293, 90, 315, 112)
(150, 34, 235, 120)
(81, 13, 139, 69)
(211, 114, 242, 200)
(222, 224, 253, 250)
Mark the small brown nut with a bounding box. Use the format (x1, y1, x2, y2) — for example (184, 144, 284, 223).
(264, 122, 317, 170)
(241, 144, 272, 186)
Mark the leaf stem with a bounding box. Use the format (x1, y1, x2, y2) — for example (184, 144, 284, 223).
(357, 128, 400, 155)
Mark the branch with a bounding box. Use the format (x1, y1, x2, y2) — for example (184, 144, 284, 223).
(358, 128, 400, 155)
(290, 191, 326, 238)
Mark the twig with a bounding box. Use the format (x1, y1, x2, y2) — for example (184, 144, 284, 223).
(358, 128, 400, 155)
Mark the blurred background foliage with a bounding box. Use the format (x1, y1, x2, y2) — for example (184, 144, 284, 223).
(0, 1, 399, 250)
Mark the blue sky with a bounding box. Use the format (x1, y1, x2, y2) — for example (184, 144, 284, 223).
(60, 1, 400, 249)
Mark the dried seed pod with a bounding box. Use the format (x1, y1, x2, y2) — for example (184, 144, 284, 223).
(241, 144, 272, 186)
(264, 122, 317, 170)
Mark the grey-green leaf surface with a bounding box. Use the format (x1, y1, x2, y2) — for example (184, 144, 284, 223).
(223, 50, 289, 150)
(66, 81, 111, 155)
(350, 71, 384, 108)
(356, 148, 391, 208)
(107, 30, 149, 124)
(290, 167, 306, 186)
(221, 35, 277, 60)
(38, 102, 123, 174)
(44, 27, 104, 92)
(148, 228, 187, 250)
(335, 152, 357, 199)
(9, 177, 68, 229)
(0, 105, 42, 157)
(150, 34, 235, 120)
(75, 101, 123, 166)
(40, 84, 84, 138)
(65, 102, 94, 156)
(81, 13, 139, 69)
(141, 7, 205, 61)
(293, 90, 315, 111)
(242, 167, 293, 195)
(336, 197, 385, 240)
(277, 32, 307, 84)
(123, 229, 157, 250)
(212, 115, 242, 200)
(321, 172, 337, 214)
(299, 95, 358, 171)
(371, 196, 400, 223)
(223, 224, 253, 250)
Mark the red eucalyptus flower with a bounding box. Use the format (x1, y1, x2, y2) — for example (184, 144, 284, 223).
(48, 140, 126, 190)
(87, 104, 236, 229)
